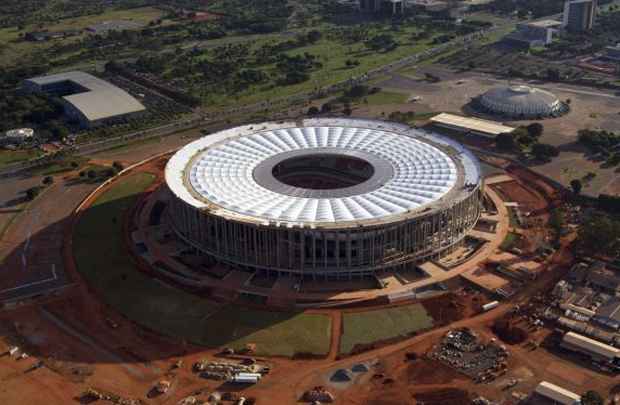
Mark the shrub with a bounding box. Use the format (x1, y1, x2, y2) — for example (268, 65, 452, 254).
(307, 106, 320, 116)
(42, 176, 54, 186)
(26, 186, 42, 201)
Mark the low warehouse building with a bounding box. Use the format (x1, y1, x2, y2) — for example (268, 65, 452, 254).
(429, 113, 515, 138)
(533, 381, 581, 405)
(561, 331, 620, 364)
(23, 71, 146, 128)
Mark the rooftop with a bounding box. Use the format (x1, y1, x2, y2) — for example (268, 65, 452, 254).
(562, 331, 620, 360)
(534, 381, 581, 405)
(165, 118, 481, 227)
(25, 71, 145, 122)
(526, 19, 563, 28)
(478, 85, 565, 117)
(430, 113, 515, 136)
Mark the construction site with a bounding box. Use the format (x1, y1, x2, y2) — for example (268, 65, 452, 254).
(0, 118, 619, 404)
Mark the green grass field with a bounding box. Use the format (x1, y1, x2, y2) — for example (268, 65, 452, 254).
(364, 90, 409, 105)
(0, 7, 165, 67)
(204, 29, 436, 108)
(200, 306, 331, 357)
(0, 149, 42, 167)
(73, 172, 331, 356)
(28, 156, 89, 176)
(339, 304, 434, 355)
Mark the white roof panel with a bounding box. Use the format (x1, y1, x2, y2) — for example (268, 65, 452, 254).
(562, 331, 620, 360)
(165, 119, 480, 225)
(534, 381, 581, 405)
(430, 113, 515, 136)
(26, 71, 145, 122)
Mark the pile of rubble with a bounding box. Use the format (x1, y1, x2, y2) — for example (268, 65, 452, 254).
(431, 328, 509, 383)
(177, 396, 205, 405)
(193, 360, 266, 381)
(303, 386, 335, 403)
(81, 388, 145, 405)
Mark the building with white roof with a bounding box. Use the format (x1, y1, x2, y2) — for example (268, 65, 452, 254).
(429, 113, 515, 138)
(533, 381, 581, 405)
(503, 19, 562, 48)
(1, 128, 34, 145)
(23, 71, 145, 128)
(476, 85, 569, 119)
(165, 118, 483, 277)
(561, 331, 620, 363)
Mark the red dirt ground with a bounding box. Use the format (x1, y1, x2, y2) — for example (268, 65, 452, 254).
(1, 150, 616, 405)
(413, 388, 472, 405)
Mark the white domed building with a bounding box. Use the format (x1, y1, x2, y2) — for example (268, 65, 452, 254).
(476, 85, 569, 119)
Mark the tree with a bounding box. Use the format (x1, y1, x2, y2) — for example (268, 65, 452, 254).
(570, 179, 582, 195)
(496, 133, 516, 151)
(25, 186, 41, 201)
(576, 214, 620, 255)
(307, 106, 319, 116)
(581, 390, 604, 405)
(306, 30, 322, 44)
(42, 176, 54, 186)
(546, 68, 561, 81)
(526, 122, 544, 138)
(531, 143, 559, 161)
(320, 103, 333, 114)
(342, 105, 352, 116)
(365, 34, 397, 52)
(345, 85, 369, 99)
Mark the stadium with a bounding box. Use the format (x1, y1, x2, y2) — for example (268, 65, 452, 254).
(475, 85, 569, 119)
(164, 118, 483, 277)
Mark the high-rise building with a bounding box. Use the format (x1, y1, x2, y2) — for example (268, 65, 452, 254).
(359, 0, 404, 14)
(563, 0, 597, 32)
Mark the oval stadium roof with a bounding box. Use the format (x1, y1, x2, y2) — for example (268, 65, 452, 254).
(165, 118, 481, 226)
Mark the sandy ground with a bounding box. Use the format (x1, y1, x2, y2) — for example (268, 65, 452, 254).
(369, 66, 620, 196)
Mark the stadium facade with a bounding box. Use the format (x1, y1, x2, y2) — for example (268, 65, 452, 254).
(165, 119, 483, 277)
(476, 85, 569, 119)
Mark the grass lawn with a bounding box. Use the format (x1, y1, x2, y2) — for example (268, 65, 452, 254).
(28, 156, 90, 176)
(364, 90, 409, 105)
(339, 304, 434, 355)
(74, 172, 331, 356)
(204, 29, 438, 108)
(0, 149, 42, 167)
(0, 7, 165, 67)
(88, 135, 165, 156)
(200, 307, 331, 357)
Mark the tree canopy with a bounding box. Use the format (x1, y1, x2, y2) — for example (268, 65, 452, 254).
(576, 214, 620, 256)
